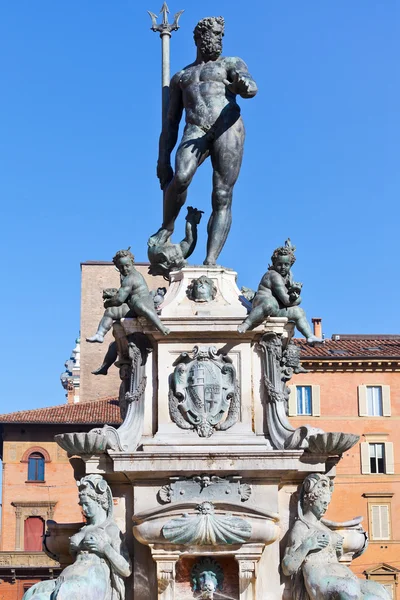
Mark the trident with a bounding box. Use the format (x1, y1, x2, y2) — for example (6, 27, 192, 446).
(148, 3, 184, 125)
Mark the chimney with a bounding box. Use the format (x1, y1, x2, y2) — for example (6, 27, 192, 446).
(312, 317, 322, 338)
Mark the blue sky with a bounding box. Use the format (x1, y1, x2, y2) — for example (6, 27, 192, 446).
(0, 1, 398, 412)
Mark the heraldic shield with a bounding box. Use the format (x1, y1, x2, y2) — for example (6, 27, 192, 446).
(169, 346, 240, 437)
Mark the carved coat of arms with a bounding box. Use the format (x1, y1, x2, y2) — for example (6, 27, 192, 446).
(169, 346, 239, 437)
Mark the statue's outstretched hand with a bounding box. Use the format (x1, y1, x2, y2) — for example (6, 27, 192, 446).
(157, 162, 174, 190)
(186, 206, 203, 225)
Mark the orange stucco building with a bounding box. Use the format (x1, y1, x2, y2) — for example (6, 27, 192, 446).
(290, 329, 400, 597)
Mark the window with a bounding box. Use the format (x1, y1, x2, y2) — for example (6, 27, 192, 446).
(369, 504, 391, 540)
(367, 386, 383, 416)
(27, 452, 45, 481)
(360, 441, 394, 474)
(370, 443, 385, 474)
(297, 386, 312, 415)
(358, 385, 391, 417)
(288, 385, 320, 417)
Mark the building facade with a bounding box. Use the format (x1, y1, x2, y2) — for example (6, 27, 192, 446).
(0, 399, 121, 600)
(291, 330, 400, 598)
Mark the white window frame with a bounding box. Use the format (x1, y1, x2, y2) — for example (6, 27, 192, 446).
(358, 385, 391, 417)
(288, 385, 320, 417)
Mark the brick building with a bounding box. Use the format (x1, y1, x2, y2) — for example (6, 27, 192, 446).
(0, 398, 121, 600)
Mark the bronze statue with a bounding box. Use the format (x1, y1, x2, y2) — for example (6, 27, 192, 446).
(153, 16, 257, 265)
(238, 240, 321, 344)
(86, 249, 170, 343)
(148, 206, 203, 277)
(282, 474, 389, 600)
(23, 475, 131, 600)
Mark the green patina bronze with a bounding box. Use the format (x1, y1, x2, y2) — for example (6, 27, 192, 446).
(22, 475, 131, 600)
(238, 239, 322, 344)
(148, 206, 203, 277)
(86, 248, 170, 343)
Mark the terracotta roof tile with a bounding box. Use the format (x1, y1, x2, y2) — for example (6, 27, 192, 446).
(0, 397, 121, 425)
(296, 337, 400, 360)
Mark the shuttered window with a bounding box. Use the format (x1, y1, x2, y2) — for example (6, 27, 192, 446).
(288, 385, 320, 417)
(358, 385, 391, 416)
(297, 386, 312, 415)
(370, 504, 391, 540)
(382, 584, 394, 599)
(369, 443, 385, 474)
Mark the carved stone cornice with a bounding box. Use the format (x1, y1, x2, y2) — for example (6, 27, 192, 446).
(0, 551, 59, 568)
(300, 359, 400, 373)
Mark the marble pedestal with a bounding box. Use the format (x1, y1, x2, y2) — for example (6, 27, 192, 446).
(75, 267, 341, 600)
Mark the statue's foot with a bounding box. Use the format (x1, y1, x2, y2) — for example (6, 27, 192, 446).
(237, 323, 249, 334)
(306, 335, 323, 346)
(91, 365, 108, 376)
(203, 258, 216, 266)
(86, 333, 104, 343)
(162, 326, 171, 336)
(149, 227, 172, 246)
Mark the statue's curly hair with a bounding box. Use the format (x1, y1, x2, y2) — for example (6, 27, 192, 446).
(297, 473, 334, 527)
(193, 16, 225, 40)
(78, 475, 111, 512)
(112, 247, 135, 266)
(270, 238, 296, 266)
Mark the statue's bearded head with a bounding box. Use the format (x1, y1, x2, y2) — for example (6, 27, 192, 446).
(194, 16, 225, 61)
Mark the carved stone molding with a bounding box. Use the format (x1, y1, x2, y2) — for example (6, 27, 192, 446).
(12, 501, 57, 551)
(0, 551, 58, 568)
(20, 447, 51, 463)
(152, 551, 180, 600)
(158, 475, 252, 505)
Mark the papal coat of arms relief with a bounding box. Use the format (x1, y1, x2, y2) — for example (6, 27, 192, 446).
(169, 345, 240, 437)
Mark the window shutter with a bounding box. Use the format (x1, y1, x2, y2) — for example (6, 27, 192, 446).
(360, 442, 371, 474)
(382, 385, 391, 417)
(385, 442, 395, 474)
(38, 458, 45, 481)
(371, 505, 390, 540)
(311, 385, 320, 416)
(288, 385, 297, 416)
(358, 385, 367, 416)
(380, 505, 390, 539)
(371, 504, 381, 539)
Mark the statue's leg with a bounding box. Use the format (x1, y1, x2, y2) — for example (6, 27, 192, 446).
(91, 341, 118, 376)
(135, 299, 170, 336)
(238, 305, 266, 333)
(205, 118, 245, 265)
(238, 297, 278, 333)
(162, 125, 209, 233)
(86, 306, 129, 343)
(285, 307, 321, 344)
